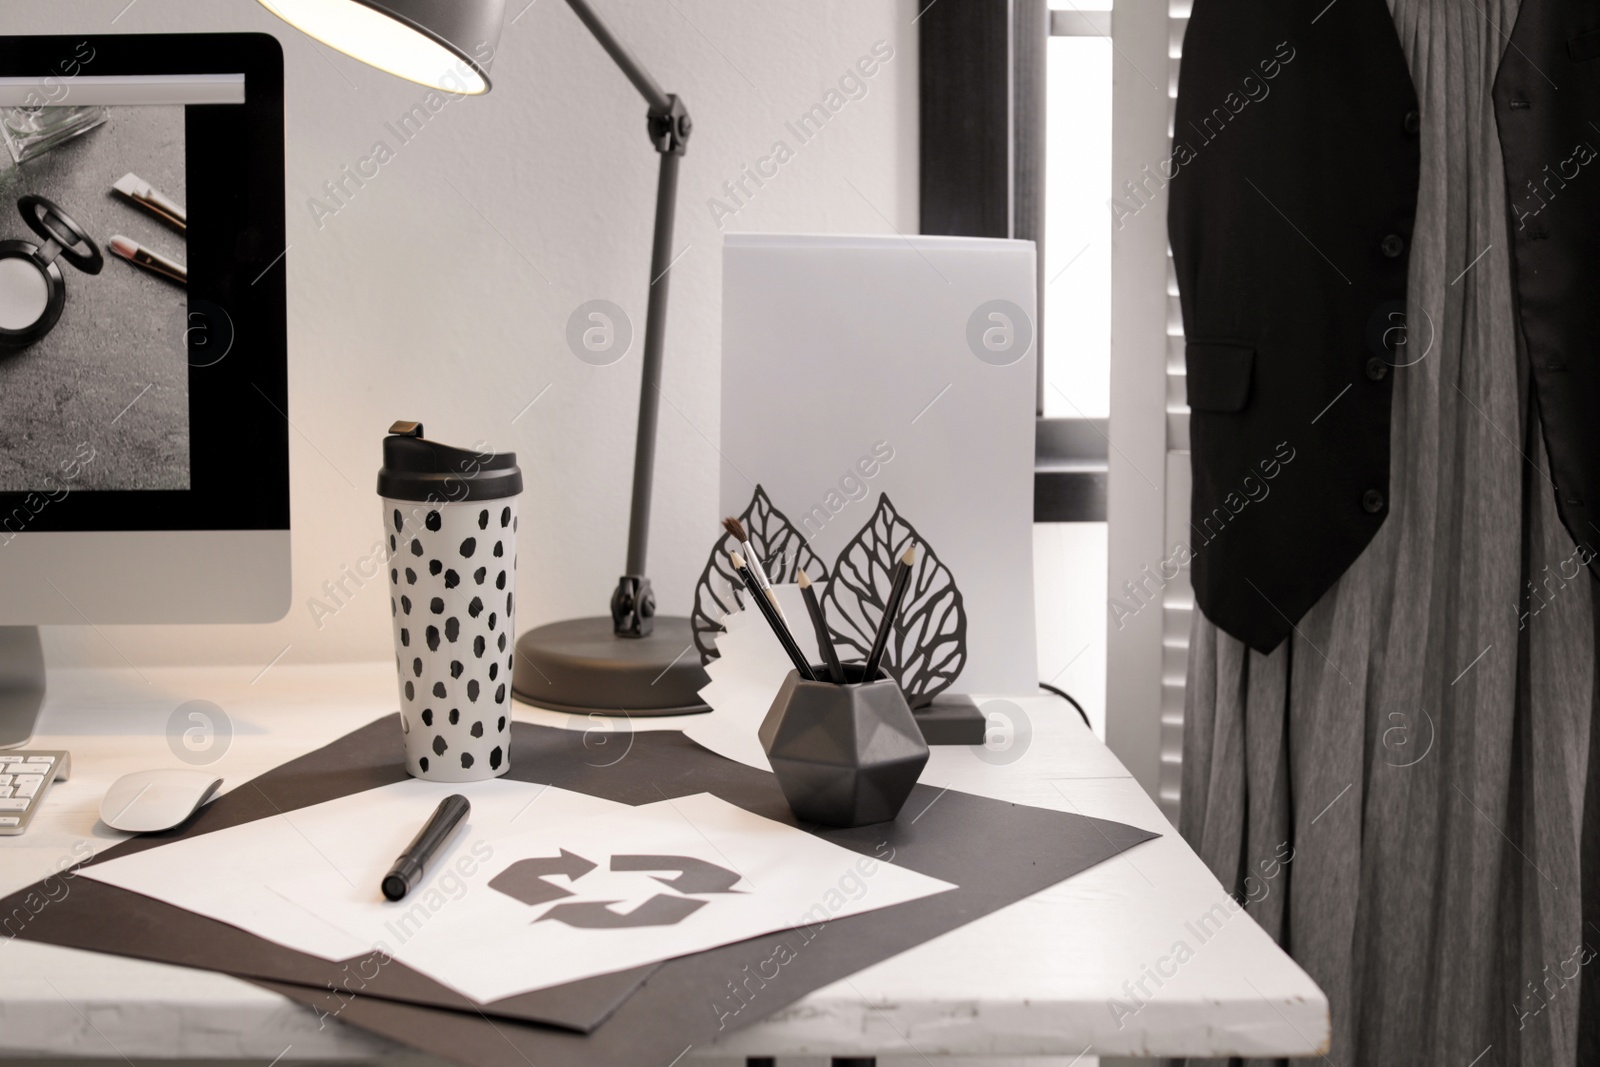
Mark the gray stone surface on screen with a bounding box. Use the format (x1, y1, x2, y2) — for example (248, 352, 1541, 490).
(0, 105, 189, 492)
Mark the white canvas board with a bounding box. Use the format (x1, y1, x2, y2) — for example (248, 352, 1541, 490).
(271, 792, 956, 1004)
(80, 777, 627, 962)
(720, 233, 1038, 695)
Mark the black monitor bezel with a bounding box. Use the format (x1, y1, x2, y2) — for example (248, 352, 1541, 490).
(0, 32, 288, 532)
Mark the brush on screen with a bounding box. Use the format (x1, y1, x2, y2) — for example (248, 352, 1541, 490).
(112, 172, 187, 233)
(109, 235, 186, 286)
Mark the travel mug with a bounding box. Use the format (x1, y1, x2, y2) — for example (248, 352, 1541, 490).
(378, 421, 522, 782)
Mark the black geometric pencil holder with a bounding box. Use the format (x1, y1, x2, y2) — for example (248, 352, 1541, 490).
(758, 664, 930, 828)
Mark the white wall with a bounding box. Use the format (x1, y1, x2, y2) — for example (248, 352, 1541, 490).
(11, 0, 920, 670)
(1034, 523, 1108, 739)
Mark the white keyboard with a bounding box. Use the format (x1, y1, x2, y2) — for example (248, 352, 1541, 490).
(0, 750, 70, 836)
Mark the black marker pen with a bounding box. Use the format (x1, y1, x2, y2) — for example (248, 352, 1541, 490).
(382, 794, 471, 901)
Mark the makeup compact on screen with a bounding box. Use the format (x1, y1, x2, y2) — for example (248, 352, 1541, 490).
(0, 195, 102, 349)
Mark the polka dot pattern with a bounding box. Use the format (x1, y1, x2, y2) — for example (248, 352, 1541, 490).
(386, 495, 517, 782)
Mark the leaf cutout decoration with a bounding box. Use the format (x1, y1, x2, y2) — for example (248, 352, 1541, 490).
(821, 494, 967, 706)
(689, 485, 830, 665)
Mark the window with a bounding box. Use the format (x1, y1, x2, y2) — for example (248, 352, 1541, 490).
(1043, 1, 1113, 420)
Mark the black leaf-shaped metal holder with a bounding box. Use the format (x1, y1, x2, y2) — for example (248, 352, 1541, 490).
(820, 494, 968, 707)
(689, 485, 830, 665)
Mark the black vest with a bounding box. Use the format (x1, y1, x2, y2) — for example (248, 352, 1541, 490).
(1169, 0, 1600, 653)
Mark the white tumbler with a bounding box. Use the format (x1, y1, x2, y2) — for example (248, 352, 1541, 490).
(378, 421, 521, 782)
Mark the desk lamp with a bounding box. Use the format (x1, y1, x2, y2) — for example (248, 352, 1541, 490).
(259, 0, 709, 715)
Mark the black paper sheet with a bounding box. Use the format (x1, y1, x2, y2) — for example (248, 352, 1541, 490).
(5, 717, 1157, 1065)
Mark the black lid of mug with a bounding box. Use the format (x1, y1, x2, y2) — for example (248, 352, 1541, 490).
(377, 421, 522, 502)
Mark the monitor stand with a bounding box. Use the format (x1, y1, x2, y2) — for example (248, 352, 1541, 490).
(0, 626, 44, 749)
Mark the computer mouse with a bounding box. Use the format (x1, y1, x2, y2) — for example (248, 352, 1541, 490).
(100, 769, 223, 833)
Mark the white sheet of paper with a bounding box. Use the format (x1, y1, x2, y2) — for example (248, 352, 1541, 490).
(683, 586, 815, 771)
(271, 792, 956, 1004)
(722, 233, 1038, 695)
(80, 777, 627, 963)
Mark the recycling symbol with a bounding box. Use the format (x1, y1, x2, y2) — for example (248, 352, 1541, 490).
(488, 850, 744, 928)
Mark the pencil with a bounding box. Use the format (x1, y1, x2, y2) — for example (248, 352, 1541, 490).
(797, 569, 846, 683)
(862, 545, 916, 680)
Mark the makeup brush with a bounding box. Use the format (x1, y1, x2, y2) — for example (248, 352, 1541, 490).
(862, 545, 916, 681)
(731, 550, 816, 681)
(723, 516, 787, 622)
(111, 172, 187, 233)
(109, 235, 186, 286)
(797, 569, 846, 684)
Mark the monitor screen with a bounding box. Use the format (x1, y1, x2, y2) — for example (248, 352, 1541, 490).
(0, 34, 287, 533)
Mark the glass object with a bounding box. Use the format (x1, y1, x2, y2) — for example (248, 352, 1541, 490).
(1, 105, 108, 165)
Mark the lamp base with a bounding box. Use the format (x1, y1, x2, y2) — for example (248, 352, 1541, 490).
(512, 616, 711, 717)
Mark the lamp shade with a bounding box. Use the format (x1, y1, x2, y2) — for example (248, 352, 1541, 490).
(258, 0, 505, 93)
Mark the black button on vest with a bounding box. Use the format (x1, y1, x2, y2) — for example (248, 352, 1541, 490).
(1381, 233, 1405, 258)
(1404, 109, 1421, 134)
(1366, 357, 1389, 381)
(1363, 489, 1386, 514)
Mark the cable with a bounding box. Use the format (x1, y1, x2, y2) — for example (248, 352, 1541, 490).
(1038, 681, 1091, 729)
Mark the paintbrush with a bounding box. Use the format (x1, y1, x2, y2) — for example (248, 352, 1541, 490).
(797, 569, 846, 684)
(723, 516, 788, 622)
(731, 550, 816, 680)
(862, 545, 916, 681)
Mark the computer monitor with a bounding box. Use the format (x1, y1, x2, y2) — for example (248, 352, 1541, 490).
(0, 34, 290, 746)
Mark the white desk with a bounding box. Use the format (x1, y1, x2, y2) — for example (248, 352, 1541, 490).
(0, 664, 1328, 1062)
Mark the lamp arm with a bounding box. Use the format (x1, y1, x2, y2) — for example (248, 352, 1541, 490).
(563, 0, 672, 112)
(568, 0, 692, 638)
